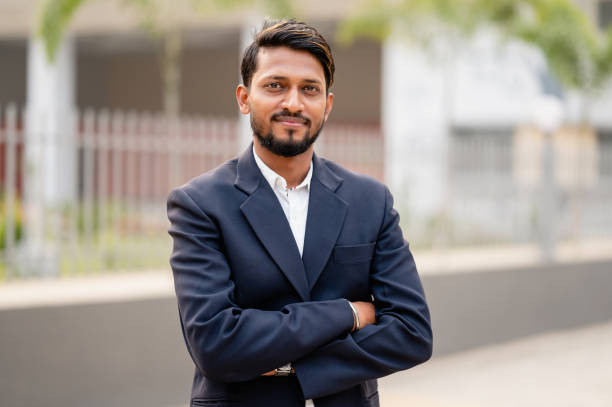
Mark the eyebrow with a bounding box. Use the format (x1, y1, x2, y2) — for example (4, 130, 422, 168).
(262, 75, 322, 85)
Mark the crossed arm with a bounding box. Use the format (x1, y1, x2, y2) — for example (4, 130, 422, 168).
(168, 186, 432, 399)
(260, 302, 377, 376)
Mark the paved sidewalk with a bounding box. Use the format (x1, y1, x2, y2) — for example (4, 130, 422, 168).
(379, 321, 612, 407)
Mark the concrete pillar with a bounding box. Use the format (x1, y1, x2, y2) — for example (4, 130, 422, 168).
(24, 33, 77, 275)
(26, 34, 77, 205)
(532, 96, 564, 262)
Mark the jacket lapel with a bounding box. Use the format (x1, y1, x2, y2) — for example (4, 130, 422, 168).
(235, 146, 311, 302)
(302, 154, 348, 289)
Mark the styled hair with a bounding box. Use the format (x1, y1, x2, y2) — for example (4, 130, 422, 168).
(240, 19, 335, 91)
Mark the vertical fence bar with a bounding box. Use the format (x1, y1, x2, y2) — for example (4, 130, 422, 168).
(138, 113, 151, 239)
(18, 108, 26, 245)
(197, 118, 207, 172)
(4, 104, 18, 277)
(125, 112, 138, 267)
(141, 114, 150, 260)
(169, 115, 180, 190)
(19, 107, 30, 276)
(220, 119, 227, 162)
(178, 118, 187, 186)
(183, 116, 192, 182)
(191, 117, 199, 179)
(110, 110, 124, 270)
(153, 115, 165, 214)
(83, 109, 96, 259)
(210, 119, 218, 167)
(65, 109, 80, 275)
(208, 118, 217, 169)
(0, 105, 5, 276)
(28, 108, 46, 276)
(97, 110, 110, 257)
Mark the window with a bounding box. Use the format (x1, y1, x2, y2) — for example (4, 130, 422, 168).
(599, 129, 612, 179)
(599, 0, 612, 29)
(450, 127, 513, 177)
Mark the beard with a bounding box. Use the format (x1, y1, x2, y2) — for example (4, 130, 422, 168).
(251, 109, 326, 157)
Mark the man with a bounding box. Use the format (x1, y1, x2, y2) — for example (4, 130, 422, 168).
(167, 19, 432, 407)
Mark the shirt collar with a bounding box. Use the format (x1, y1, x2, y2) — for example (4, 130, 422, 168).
(253, 145, 313, 191)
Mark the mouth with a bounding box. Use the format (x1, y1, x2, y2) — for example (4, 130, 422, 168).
(272, 114, 309, 128)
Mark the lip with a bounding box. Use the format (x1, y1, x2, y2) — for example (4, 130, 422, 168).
(272, 115, 308, 127)
(275, 120, 306, 127)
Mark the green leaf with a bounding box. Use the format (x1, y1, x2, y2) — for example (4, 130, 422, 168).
(38, 0, 88, 62)
(338, 0, 612, 91)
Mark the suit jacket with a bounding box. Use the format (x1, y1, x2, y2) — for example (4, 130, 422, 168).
(167, 145, 432, 407)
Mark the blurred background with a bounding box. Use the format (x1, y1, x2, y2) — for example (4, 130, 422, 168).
(1, 0, 611, 406)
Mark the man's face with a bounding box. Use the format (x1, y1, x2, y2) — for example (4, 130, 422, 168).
(237, 46, 334, 157)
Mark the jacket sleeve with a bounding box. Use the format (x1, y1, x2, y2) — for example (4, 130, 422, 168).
(292, 186, 433, 399)
(167, 187, 355, 383)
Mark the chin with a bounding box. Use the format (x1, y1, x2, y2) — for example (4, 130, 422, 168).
(275, 129, 308, 141)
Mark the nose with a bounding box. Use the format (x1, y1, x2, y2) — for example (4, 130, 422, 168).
(280, 86, 304, 112)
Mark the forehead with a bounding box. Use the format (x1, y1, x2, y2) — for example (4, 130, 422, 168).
(253, 46, 326, 83)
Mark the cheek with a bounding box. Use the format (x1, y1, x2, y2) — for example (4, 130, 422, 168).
(310, 105, 328, 124)
(250, 92, 279, 111)
(249, 104, 269, 122)
(309, 98, 328, 115)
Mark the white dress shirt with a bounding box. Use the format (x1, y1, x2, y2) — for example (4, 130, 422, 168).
(253, 147, 315, 407)
(253, 147, 312, 257)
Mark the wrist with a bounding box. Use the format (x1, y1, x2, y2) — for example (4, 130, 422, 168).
(346, 300, 360, 332)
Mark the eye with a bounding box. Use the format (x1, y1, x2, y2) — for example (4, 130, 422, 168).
(265, 82, 282, 90)
(303, 85, 320, 94)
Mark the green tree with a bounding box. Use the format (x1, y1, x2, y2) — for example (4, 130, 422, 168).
(38, 0, 294, 117)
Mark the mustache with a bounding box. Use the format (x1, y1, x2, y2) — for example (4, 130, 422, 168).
(271, 110, 310, 124)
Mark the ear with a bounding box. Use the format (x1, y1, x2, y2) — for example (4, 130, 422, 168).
(236, 84, 250, 114)
(323, 92, 334, 121)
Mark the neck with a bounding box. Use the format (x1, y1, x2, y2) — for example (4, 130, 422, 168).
(253, 141, 313, 188)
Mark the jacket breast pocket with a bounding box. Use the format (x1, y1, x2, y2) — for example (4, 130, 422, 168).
(333, 242, 376, 264)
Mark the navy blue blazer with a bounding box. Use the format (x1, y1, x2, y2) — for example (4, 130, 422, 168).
(167, 145, 432, 407)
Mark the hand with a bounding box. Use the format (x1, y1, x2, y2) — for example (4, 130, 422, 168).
(350, 301, 376, 330)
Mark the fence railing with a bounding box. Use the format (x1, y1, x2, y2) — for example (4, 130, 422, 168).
(0, 105, 383, 279)
(446, 125, 612, 247)
(2, 103, 612, 280)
